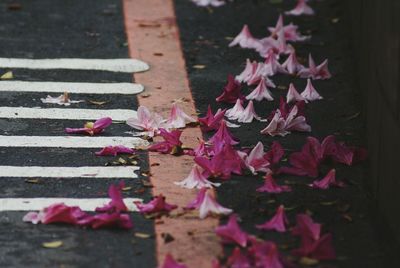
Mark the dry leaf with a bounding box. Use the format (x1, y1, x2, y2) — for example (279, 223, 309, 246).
(193, 65, 206, 69)
(88, 100, 108, 106)
(8, 3, 22, 10)
(135, 232, 151, 239)
(140, 93, 151, 98)
(138, 22, 161, 27)
(153, 52, 163, 56)
(42, 240, 63, 248)
(25, 179, 41, 184)
(122, 186, 132, 191)
(331, 18, 340, 24)
(0, 71, 13, 80)
(299, 257, 319, 266)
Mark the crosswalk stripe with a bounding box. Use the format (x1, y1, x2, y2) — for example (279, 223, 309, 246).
(0, 198, 142, 212)
(0, 81, 144, 95)
(0, 166, 140, 178)
(0, 58, 149, 73)
(0, 136, 149, 148)
(0, 107, 136, 121)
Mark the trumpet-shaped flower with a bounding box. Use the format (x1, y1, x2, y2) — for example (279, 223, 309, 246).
(310, 169, 345, 189)
(286, 83, 306, 103)
(227, 248, 252, 268)
(95, 145, 135, 156)
(298, 54, 332, 80)
(135, 194, 177, 215)
(166, 103, 197, 129)
(285, 0, 315, 16)
(263, 51, 288, 76)
(268, 15, 310, 42)
(198, 105, 226, 132)
(282, 51, 305, 75)
(185, 188, 232, 219)
(248, 240, 284, 268)
(225, 99, 245, 120)
(292, 213, 321, 241)
(216, 74, 244, 103)
(209, 120, 240, 145)
(301, 79, 323, 101)
(96, 182, 128, 213)
(65, 117, 112, 136)
(256, 175, 292, 193)
(126, 106, 165, 137)
(256, 205, 288, 232)
(238, 101, 262, 123)
(148, 129, 183, 154)
(175, 165, 221, 189)
(236, 59, 258, 83)
(292, 233, 336, 260)
(215, 214, 248, 247)
(229, 25, 261, 49)
(246, 77, 274, 102)
(240, 142, 271, 174)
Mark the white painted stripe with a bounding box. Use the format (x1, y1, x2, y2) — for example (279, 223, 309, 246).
(0, 198, 142, 212)
(0, 58, 149, 73)
(0, 166, 140, 178)
(0, 136, 149, 148)
(0, 81, 144, 95)
(0, 107, 136, 121)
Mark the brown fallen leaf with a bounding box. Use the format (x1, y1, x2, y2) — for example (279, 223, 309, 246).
(25, 179, 41, 184)
(331, 18, 340, 24)
(140, 93, 151, 98)
(122, 186, 132, 191)
(0, 71, 13, 80)
(153, 52, 163, 56)
(135, 232, 151, 239)
(150, 162, 160, 167)
(142, 180, 153, 188)
(88, 100, 108, 106)
(42, 240, 63, 249)
(138, 22, 161, 28)
(193, 65, 206, 69)
(8, 3, 22, 10)
(299, 257, 319, 266)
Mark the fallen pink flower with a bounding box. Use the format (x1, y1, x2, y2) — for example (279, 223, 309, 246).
(216, 74, 244, 103)
(256, 175, 292, 193)
(292, 233, 336, 260)
(126, 106, 165, 137)
(166, 103, 197, 129)
(95, 145, 135, 156)
(246, 77, 274, 102)
(96, 182, 128, 213)
(208, 120, 240, 146)
(256, 205, 288, 232)
(301, 79, 323, 101)
(225, 99, 245, 120)
(247, 63, 278, 86)
(286, 83, 306, 103)
(292, 213, 321, 241)
(260, 110, 288, 137)
(215, 214, 248, 247)
(23, 203, 87, 225)
(236, 59, 258, 83)
(310, 169, 345, 189)
(135, 194, 177, 215)
(264, 141, 285, 172)
(65, 117, 112, 136)
(248, 240, 285, 268)
(268, 14, 310, 42)
(148, 128, 183, 154)
(198, 105, 226, 132)
(240, 141, 271, 174)
(285, 0, 315, 16)
(257, 29, 294, 58)
(282, 51, 305, 75)
(41, 93, 84, 106)
(229, 25, 261, 49)
(238, 101, 263, 123)
(185, 188, 232, 219)
(80, 212, 133, 230)
(263, 51, 288, 76)
(298, 54, 332, 80)
(227, 248, 252, 268)
(159, 254, 188, 268)
(175, 164, 221, 189)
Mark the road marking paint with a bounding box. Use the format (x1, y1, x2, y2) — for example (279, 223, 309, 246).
(0, 58, 149, 73)
(0, 81, 144, 95)
(0, 107, 136, 121)
(0, 198, 142, 212)
(0, 166, 139, 178)
(0, 135, 149, 148)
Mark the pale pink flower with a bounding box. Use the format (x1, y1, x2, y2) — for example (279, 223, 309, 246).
(256, 30, 294, 58)
(229, 25, 261, 49)
(260, 110, 288, 137)
(166, 103, 196, 129)
(263, 51, 288, 76)
(284, 105, 312, 132)
(175, 165, 221, 189)
(282, 51, 305, 74)
(246, 77, 274, 102)
(268, 15, 310, 42)
(286, 83, 306, 103)
(225, 99, 245, 120)
(238, 101, 262, 123)
(185, 188, 233, 219)
(310, 169, 345, 189)
(247, 63, 278, 86)
(256, 175, 292, 193)
(298, 54, 332, 80)
(126, 106, 165, 137)
(301, 79, 323, 101)
(235, 59, 258, 83)
(285, 0, 315, 16)
(215, 214, 248, 247)
(240, 142, 271, 174)
(41, 92, 84, 106)
(256, 205, 288, 232)
(191, 0, 225, 7)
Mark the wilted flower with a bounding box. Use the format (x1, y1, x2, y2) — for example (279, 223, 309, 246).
(65, 117, 112, 136)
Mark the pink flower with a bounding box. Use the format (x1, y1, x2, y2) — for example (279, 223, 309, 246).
(148, 128, 183, 154)
(227, 248, 252, 268)
(23, 203, 87, 225)
(263, 51, 288, 76)
(260, 110, 288, 137)
(159, 254, 187, 268)
(256, 175, 292, 193)
(96, 182, 128, 213)
(225, 99, 245, 120)
(209, 120, 240, 146)
(81, 212, 133, 230)
(268, 15, 310, 42)
(292, 213, 321, 241)
(282, 51, 305, 75)
(256, 205, 288, 232)
(185, 188, 232, 219)
(301, 79, 323, 101)
(238, 101, 263, 123)
(292, 233, 336, 260)
(285, 0, 315, 16)
(246, 77, 274, 102)
(198, 105, 226, 132)
(175, 164, 221, 189)
(248, 240, 284, 268)
(216, 74, 244, 103)
(298, 54, 332, 80)
(264, 141, 285, 172)
(127, 106, 165, 137)
(65, 117, 112, 136)
(240, 142, 271, 174)
(286, 83, 306, 103)
(135, 194, 177, 215)
(247, 63, 277, 86)
(166, 103, 197, 129)
(215, 214, 248, 247)
(310, 169, 345, 189)
(229, 25, 261, 50)
(236, 59, 258, 83)
(95, 145, 135, 156)
(41, 93, 84, 106)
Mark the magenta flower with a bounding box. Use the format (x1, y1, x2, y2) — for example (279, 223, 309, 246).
(246, 77, 274, 102)
(216, 74, 244, 103)
(301, 79, 323, 101)
(135, 194, 177, 215)
(264, 141, 285, 172)
(166, 103, 197, 129)
(229, 25, 261, 50)
(268, 14, 310, 42)
(198, 105, 226, 132)
(256, 205, 288, 232)
(286, 83, 306, 103)
(23, 203, 87, 225)
(282, 51, 305, 75)
(256, 175, 292, 194)
(148, 128, 183, 154)
(225, 99, 245, 120)
(292, 213, 321, 241)
(285, 0, 315, 16)
(96, 182, 128, 213)
(159, 254, 187, 268)
(248, 240, 284, 268)
(227, 248, 252, 268)
(208, 120, 240, 146)
(65, 117, 112, 136)
(240, 141, 271, 174)
(310, 169, 345, 189)
(298, 54, 332, 80)
(215, 214, 248, 247)
(292, 233, 336, 260)
(81, 212, 133, 230)
(126, 106, 165, 137)
(95, 145, 135, 156)
(185, 188, 232, 219)
(175, 164, 221, 189)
